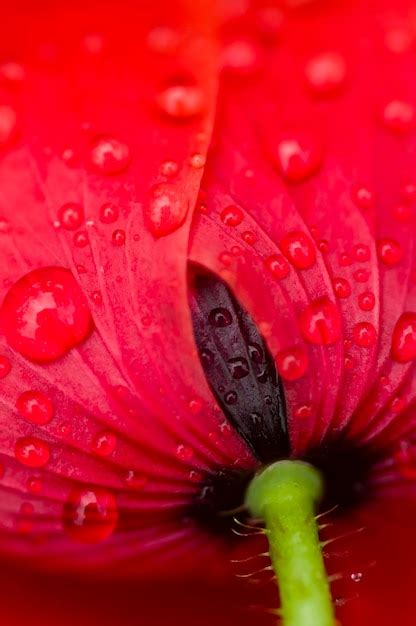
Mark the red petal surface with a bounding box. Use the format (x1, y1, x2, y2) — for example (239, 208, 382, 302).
(0, 0, 254, 574)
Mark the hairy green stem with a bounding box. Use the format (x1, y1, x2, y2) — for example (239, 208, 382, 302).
(245, 460, 335, 626)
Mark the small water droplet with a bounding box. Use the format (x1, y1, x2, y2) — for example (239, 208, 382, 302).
(358, 291, 375, 311)
(352, 244, 370, 262)
(73, 231, 89, 247)
(344, 354, 355, 370)
(264, 254, 290, 279)
(377, 238, 403, 266)
(99, 203, 119, 224)
(224, 390, 238, 405)
(112, 229, 126, 246)
(15, 437, 50, 468)
(351, 572, 363, 583)
(393, 204, 412, 222)
(63, 486, 118, 543)
(352, 322, 377, 347)
(294, 404, 313, 419)
(332, 277, 351, 298)
(124, 470, 148, 490)
(391, 312, 416, 362)
(0, 105, 18, 145)
(280, 231, 316, 270)
(0, 61, 25, 83)
(147, 26, 180, 54)
(241, 230, 256, 245)
(0, 355, 11, 379)
(58, 203, 84, 231)
(0, 267, 93, 363)
(90, 137, 131, 175)
(352, 185, 374, 210)
(248, 343, 263, 363)
(305, 52, 346, 95)
(91, 290, 103, 305)
(93, 431, 117, 457)
(16, 390, 54, 425)
(157, 83, 205, 120)
(299, 297, 341, 345)
(273, 133, 323, 183)
(220, 205, 243, 227)
(160, 160, 179, 177)
(339, 252, 353, 267)
(189, 153, 205, 169)
(27, 477, 43, 494)
(188, 398, 203, 414)
(276, 347, 308, 381)
(227, 357, 250, 379)
(208, 307, 233, 327)
(144, 183, 188, 237)
(381, 99, 415, 133)
(353, 268, 370, 283)
(221, 39, 263, 75)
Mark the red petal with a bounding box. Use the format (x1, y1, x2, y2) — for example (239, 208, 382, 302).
(0, 0, 254, 571)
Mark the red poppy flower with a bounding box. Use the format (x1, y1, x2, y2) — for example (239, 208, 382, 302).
(1, 1, 416, 625)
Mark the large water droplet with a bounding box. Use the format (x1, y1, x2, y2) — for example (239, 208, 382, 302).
(280, 231, 316, 270)
(16, 390, 54, 425)
(276, 347, 308, 381)
(208, 307, 233, 327)
(63, 486, 118, 543)
(89, 137, 131, 175)
(391, 312, 416, 362)
(15, 437, 50, 467)
(99, 203, 119, 224)
(144, 183, 188, 237)
(220, 205, 243, 227)
(299, 297, 341, 345)
(0, 267, 93, 363)
(273, 133, 323, 183)
(264, 254, 290, 280)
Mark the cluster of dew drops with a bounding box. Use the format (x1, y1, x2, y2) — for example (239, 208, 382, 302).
(0, 3, 415, 546)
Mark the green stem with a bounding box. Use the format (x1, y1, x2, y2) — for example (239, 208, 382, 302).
(245, 460, 335, 626)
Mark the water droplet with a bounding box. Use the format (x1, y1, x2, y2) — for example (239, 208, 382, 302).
(221, 39, 263, 75)
(353, 268, 370, 283)
(401, 181, 416, 202)
(391, 312, 416, 362)
(147, 26, 180, 54)
(299, 297, 341, 345)
(144, 183, 188, 237)
(58, 203, 84, 230)
(89, 137, 131, 175)
(160, 160, 179, 177)
(273, 133, 323, 183)
(63, 486, 118, 543)
(124, 470, 148, 490)
(176, 444, 194, 460)
(332, 277, 351, 298)
(73, 231, 89, 247)
(227, 357, 250, 379)
(276, 347, 308, 381)
(393, 204, 412, 222)
(381, 100, 415, 132)
(0, 105, 18, 145)
(264, 254, 290, 279)
(112, 229, 126, 246)
(28, 477, 43, 494)
(351, 572, 363, 583)
(188, 398, 203, 414)
(0, 355, 11, 379)
(189, 153, 205, 169)
(339, 252, 353, 267)
(294, 404, 313, 419)
(0, 61, 25, 83)
(220, 205, 243, 227)
(394, 442, 416, 480)
(254, 6, 284, 42)
(93, 431, 117, 457)
(0, 267, 93, 363)
(224, 390, 238, 405)
(248, 343, 263, 363)
(385, 27, 412, 53)
(377, 238, 403, 266)
(91, 290, 103, 305)
(156, 84, 205, 120)
(352, 244, 370, 262)
(208, 307, 233, 328)
(352, 322, 377, 347)
(99, 203, 119, 224)
(241, 231, 256, 245)
(16, 390, 54, 425)
(358, 291, 375, 311)
(344, 354, 355, 370)
(15, 437, 50, 468)
(390, 396, 406, 414)
(305, 52, 346, 94)
(82, 33, 105, 55)
(280, 231, 316, 270)
(352, 185, 374, 210)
